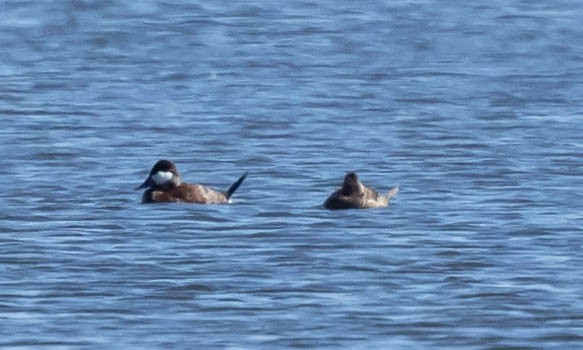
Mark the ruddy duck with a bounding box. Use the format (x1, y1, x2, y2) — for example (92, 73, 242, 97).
(323, 172, 398, 210)
(136, 159, 248, 204)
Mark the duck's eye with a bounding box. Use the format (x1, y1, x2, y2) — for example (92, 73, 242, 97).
(152, 171, 173, 185)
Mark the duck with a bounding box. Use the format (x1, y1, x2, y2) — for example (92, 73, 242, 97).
(136, 159, 248, 204)
(323, 172, 398, 210)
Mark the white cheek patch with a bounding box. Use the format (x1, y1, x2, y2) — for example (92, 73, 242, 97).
(152, 171, 173, 185)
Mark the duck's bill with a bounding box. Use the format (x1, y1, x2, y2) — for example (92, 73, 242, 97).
(135, 176, 154, 190)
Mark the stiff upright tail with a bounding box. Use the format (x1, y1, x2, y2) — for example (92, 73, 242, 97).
(386, 186, 399, 201)
(226, 172, 248, 199)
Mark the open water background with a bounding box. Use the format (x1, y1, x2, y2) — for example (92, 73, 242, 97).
(1, 1, 582, 349)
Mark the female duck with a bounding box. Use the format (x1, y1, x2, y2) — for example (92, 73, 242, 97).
(324, 172, 398, 210)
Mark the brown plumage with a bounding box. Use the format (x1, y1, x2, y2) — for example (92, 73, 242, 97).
(323, 172, 398, 210)
(136, 159, 247, 204)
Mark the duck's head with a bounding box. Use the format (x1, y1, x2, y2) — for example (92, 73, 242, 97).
(136, 159, 182, 190)
(341, 172, 363, 195)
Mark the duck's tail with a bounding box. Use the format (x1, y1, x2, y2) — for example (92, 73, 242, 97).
(225, 172, 248, 199)
(386, 186, 399, 201)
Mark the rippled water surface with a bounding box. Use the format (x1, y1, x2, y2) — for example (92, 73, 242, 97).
(1, 1, 582, 349)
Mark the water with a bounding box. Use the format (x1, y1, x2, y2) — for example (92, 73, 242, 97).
(1, 1, 582, 348)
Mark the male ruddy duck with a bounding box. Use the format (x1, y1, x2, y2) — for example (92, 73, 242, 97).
(136, 159, 248, 204)
(323, 172, 399, 210)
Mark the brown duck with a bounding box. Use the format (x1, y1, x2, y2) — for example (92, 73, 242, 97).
(324, 172, 398, 210)
(136, 159, 247, 204)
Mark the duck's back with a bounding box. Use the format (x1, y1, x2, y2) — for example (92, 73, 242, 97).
(362, 187, 389, 208)
(144, 184, 229, 204)
(324, 186, 389, 210)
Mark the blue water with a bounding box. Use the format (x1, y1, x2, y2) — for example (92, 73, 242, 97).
(1, 1, 582, 349)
